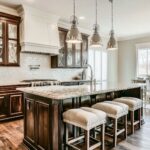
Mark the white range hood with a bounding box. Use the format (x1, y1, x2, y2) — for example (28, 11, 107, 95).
(18, 5, 60, 55)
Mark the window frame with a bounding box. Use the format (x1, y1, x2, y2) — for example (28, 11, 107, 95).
(136, 43, 150, 77)
(88, 48, 108, 82)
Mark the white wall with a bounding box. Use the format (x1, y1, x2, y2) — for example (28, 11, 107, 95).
(118, 36, 150, 83)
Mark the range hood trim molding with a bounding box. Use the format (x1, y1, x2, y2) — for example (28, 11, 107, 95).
(21, 42, 59, 55)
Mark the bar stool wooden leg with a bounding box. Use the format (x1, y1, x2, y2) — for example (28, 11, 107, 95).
(113, 119, 117, 147)
(138, 108, 141, 129)
(131, 111, 134, 134)
(101, 124, 105, 150)
(124, 115, 127, 139)
(84, 130, 90, 150)
(64, 123, 69, 150)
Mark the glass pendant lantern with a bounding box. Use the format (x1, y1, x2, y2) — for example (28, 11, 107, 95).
(90, 0, 102, 48)
(107, 0, 118, 50)
(66, 0, 82, 44)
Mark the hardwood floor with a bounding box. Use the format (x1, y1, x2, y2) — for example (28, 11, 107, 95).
(0, 108, 150, 150)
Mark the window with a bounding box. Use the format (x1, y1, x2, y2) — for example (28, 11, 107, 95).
(88, 49, 107, 82)
(136, 43, 150, 77)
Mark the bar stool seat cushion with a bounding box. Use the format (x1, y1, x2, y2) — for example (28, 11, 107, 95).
(92, 101, 128, 119)
(63, 107, 106, 130)
(113, 97, 142, 111)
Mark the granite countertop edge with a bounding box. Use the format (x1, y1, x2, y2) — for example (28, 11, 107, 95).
(17, 83, 145, 100)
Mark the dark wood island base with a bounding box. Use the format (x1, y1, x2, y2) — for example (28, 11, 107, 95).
(20, 85, 144, 150)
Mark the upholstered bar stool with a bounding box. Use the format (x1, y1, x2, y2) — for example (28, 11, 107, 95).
(63, 107, 106, 150)
(113, 97, 143, 134)
(92, 101, 128, 147)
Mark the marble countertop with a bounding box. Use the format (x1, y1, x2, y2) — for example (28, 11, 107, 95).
(17, 82, 145, 100)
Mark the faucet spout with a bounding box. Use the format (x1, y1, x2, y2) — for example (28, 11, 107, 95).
(83, 64, 94, 82)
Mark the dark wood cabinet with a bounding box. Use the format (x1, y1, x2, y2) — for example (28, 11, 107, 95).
(25, 98, 35, 144)
(0, 12, 21, 66)
(51, 28, 89, 68)
(10, 94, 23, 115)
(36, 101, 49, 150)
(0, 84, 29, 121)
(0, 94, 8, 118)
(24, 97, 50, 150)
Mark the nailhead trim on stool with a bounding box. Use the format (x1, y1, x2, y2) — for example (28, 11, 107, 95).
(92, 101, 128, 147)
(63, 107, 106, 150)
(113, 97, 143, 134)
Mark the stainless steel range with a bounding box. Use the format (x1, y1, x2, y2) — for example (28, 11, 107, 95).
(22, 79, 60, 87)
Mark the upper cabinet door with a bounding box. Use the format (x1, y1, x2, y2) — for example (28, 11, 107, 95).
(82, 36, 88, 67)
(75, 43, 82, 67)
(67, 43, 74, 67)
(57, 30, 66, 67)
(0, 13, 20, 66)
(0, 22, 3, 63)
(7, 22, 19, 65)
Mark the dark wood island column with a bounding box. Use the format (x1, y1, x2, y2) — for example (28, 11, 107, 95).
(23, 93, 64, 150)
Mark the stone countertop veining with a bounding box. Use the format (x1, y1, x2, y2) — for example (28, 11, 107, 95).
(17, 82, 145, 100)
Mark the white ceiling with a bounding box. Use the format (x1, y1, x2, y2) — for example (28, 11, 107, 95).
(0, 0, 150, 39)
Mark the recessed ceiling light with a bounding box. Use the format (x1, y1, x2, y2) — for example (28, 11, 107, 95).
(79, 16, 85, 20)
(26, 0, 35, 3)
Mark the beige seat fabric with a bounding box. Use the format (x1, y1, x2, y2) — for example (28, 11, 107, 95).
(114, 97, 143, 111)
(63, 107, 106, 130)
(92, 101, 128, 119)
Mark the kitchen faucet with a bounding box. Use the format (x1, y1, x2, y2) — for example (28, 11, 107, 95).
(83, 64, 95, 83)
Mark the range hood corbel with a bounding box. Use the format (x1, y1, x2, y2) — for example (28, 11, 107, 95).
(17, 5, 60, 55)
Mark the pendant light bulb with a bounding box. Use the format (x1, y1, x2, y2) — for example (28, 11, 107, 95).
(66, 0, 82, 44)
(90, 0, 102, 48)
(107, 0, 118, 50)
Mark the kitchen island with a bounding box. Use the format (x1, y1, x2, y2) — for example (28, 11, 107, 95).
(18, 82, 145, 150)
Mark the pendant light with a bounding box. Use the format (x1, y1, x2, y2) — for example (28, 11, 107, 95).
(90, 0, 102, 48)
(107, 0, 118, 50)
(66, 0, 82, 44)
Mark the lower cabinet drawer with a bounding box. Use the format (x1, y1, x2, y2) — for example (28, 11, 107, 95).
(0, 95, 8, 118)
(9, 94, 23, 115)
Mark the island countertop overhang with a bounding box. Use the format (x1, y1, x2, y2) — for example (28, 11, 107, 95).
(17, 82, 145, 100)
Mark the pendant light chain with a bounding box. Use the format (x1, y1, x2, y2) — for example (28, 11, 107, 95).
(73, 0, 76, 19)
(96, 0, 98, 25)
(111, 0, 114, 31)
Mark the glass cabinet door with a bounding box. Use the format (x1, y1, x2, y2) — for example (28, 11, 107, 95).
(58, 30, 66, 67)
(67, 43, 73, 67)
(8, 23, 18, 64)
(82, 37, 88, 67)
(0, 22, 3, 63)
(75, 43, 81, 67)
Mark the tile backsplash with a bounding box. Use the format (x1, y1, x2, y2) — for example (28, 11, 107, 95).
(0, 53, 83, 82)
